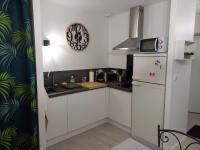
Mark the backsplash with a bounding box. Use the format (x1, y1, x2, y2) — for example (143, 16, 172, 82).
(44, 68, 126, 87)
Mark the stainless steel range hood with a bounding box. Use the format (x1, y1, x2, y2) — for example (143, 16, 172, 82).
(113, 6, 144, 51)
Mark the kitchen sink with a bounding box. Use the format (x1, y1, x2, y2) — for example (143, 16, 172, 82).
(61, 83, 82, 89)
(45, 87, 57, 93)
(45, 83, 85, 94)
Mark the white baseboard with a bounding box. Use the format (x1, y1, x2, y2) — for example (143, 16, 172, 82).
(108, 119, 131, 133)
(47, 119, 107, 147)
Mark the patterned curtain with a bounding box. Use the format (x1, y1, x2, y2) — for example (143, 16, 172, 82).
(0, 0, 39, 150)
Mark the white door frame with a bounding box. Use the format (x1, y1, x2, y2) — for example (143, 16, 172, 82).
(32, 0, 47, 149)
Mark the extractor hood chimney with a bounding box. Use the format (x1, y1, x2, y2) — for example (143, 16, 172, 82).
(113, 6, 144, 51)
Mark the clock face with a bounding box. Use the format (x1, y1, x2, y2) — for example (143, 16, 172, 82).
(66, 23, 89, 51)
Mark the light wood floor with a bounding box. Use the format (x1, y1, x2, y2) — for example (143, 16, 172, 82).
(47, 123, 131, 150)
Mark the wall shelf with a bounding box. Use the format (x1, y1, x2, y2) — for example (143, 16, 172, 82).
(174, 40, 195, 60)
(175, 58, 194, 61)
(185, 41, 195, 46)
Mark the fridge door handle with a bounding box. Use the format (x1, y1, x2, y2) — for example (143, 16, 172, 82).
(155, 38, 159, 52)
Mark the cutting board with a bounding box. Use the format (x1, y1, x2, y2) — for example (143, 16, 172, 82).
(79, 82, 107, 90)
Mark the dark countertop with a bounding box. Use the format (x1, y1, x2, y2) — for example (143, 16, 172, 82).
(46, 82, 132, 98)
(107, 82, 132, 92)
(47, 87, 89, 98)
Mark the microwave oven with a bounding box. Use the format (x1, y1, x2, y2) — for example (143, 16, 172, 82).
(140, 37, 168, 53)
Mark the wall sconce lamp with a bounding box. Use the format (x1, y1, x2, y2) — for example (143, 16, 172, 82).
(43, 39, 50, 46)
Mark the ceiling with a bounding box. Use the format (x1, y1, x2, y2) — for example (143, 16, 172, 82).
(47, 0, 168, 16)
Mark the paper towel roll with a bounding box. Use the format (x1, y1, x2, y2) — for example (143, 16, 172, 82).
(89, 70, 94, 82)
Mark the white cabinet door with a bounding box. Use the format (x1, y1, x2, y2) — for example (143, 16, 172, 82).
(132, 81, 165, 145)
(47, 95, 68, 140)
(68, 88, 107, 132)
(109, 88, 132, 128)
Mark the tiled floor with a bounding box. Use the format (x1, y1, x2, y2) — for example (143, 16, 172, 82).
(174, 113, 200, 150)
(47, 114, 200, 150)
(47, 123, 131, 150)
(166, 113, 200, 150)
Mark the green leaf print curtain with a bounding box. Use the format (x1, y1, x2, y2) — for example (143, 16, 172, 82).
(0, 0, 39, 150)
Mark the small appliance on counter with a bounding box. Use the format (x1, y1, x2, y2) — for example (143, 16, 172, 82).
(95, 69, 107, 82)
(140, 37, 168, 53)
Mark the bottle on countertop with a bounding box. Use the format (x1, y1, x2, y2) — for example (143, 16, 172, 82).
(95, 69, 104, 82)
(70, 75, 75, 83)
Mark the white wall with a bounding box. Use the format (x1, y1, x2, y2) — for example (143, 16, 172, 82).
(41, 0, 170, 71)
(41, 0, 109, 72)
(189, 36, 200, 113)
(143, 1, 170, 38)
(108, 1, 170, 69)
(108, 11, 129, 69)
(164, 0, 196, 149)
(195, 13, 200, 34)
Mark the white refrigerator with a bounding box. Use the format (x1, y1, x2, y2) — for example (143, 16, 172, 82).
(132, 53, 167, 145)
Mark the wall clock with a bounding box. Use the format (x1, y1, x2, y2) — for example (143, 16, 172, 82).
(66, 23, 89, 51)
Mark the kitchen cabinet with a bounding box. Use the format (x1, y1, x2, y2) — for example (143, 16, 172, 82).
(47, 95, 68, 140)
(108, 88, 132, 128)
(68, 88, 107, 132)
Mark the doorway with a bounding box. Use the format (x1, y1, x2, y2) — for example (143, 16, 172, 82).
(188, 11, 200, 135)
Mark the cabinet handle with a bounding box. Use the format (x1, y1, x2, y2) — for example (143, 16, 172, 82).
(45, 113, 48, 132)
